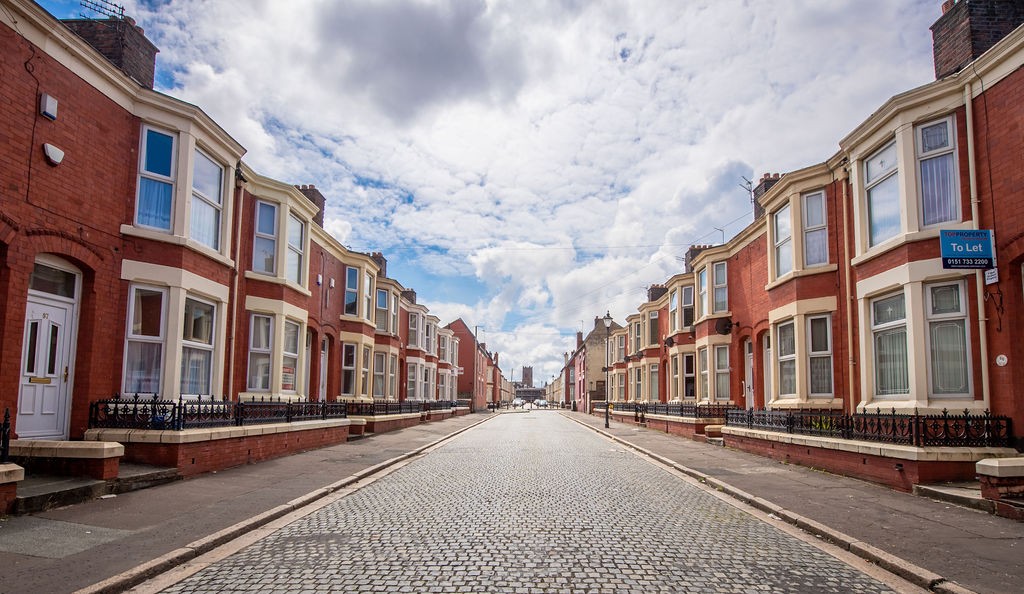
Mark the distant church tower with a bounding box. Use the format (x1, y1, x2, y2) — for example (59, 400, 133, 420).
(522, 366, 534, 388)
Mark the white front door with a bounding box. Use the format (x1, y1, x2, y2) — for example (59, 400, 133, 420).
(18, 297, 75, 439)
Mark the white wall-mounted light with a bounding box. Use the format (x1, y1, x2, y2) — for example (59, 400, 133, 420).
(329, 278, 335, 288)
(40, 93, 58, 120)
(43, 143, 64, 166)
(316, 273, 323, 286)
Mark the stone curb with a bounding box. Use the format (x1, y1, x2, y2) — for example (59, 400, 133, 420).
(74, 415, 495, 594)
(566, 414, 976, 594)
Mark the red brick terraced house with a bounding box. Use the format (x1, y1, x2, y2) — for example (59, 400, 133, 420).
(599, 1, 1024, 501)
(0, 0, 475, 509)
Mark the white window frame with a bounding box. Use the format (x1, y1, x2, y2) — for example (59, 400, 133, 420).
(712, 262, 728, 313)
(136, 125, 176, 232)
(714, 345, 730, 401)
(670, 355, 679, 400)
(388, 354, 397, 399)
(372, 352, 386, 399)
(616, 335, 625, 361)
(681, 286, 694, 328)
(634, 366, 643, 402)
(439, 336, 448, 362)
(774, 204, 793, 278)
(632, 321, 641, 354)
(648, 311, 659, 346)
(391, 294, 399, 336)
(697, 347, 708, 401)
(669, 290, 678, 333)
(281, 320, 300, 393)
(247, 314, 273, 392)
(363, 272, 373, 322)
(407, 363, 418, 400)
(181, 295, 216, 397)
(683, 353, 696, 399)
(649, 362, 659, 402)
(375, 289, 389, 332)
(409, 313, 420, 349)
(802, 191, 828, 268)
(253, 201, 278, 276)
(189, 147, 224, 250)
(865, 139, 900, 247)
(871, 292, 909, 398)
(916, 116, 959, 229)
(344, 267, 359, 316)
(341, 343, 356, 396)
(360, 346, 371, 397)
(807, 315, 833, 396)
(697, 269, 707, 319)
(124, 285, 167, 395)
(926, 280, 971, 398)
(285, 214, 305, 286)
(777, 320, 796, 398)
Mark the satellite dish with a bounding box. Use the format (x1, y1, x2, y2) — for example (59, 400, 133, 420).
(715, 318, 733, 335)
(664, 336, 675, 347)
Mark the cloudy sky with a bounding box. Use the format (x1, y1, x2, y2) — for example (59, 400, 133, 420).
(43, 0, 939, 384)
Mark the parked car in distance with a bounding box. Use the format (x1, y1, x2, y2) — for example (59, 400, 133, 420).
(535, 399, 548, 408)
(512, 398, 525, 407)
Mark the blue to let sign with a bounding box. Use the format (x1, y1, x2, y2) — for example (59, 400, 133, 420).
(940, 230, 994, 269)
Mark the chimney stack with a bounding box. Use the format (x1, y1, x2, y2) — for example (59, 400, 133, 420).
(62, 16, 159, 89)
(401, 289, 417, 304)
(577, 331, 584, 348)
(752, 172, 781, 220)
(684, 244, 713, 273)
(647, 284, 668, 302)
(370, 252, 387, 277)
(931, 0, 1024, 79)
(296, 185, 327, 227)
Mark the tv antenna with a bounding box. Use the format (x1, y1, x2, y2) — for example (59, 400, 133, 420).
(79, 0, 125, 21)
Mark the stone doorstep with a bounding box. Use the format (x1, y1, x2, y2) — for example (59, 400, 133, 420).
(976, 456, 1024, 477)
(0, 462, 25, 485)
(722, 426, 1019, 462)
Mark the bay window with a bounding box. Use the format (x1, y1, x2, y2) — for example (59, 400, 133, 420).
(190, 149, 223, 250)
(632, 322, 641, 353)
(253, 201, 278, 275)
(389, 354, 398, 399)
(617, 373, 625, 400)
(803, 191, 828, 267)
(670, 355, 679, 400)
(363, 272, 373, 322)
(616, 335, 625, 361)
(865, 140, 900, 247)
(918, 117, 958, 227)
(774, 205, 793, 277)
(181, 297, 215, 395)
(409, 313, 420, 348)
(872, 293, 909, 397)
(927, 282, 969, 397)
(247, 314, 273, 391)
(439, 336, 448, 362)
(634, 367, 643, 401)
(124, 285, 166, 394)
(648, 311, 659, 346)
(137, 127, 175, 231)
(391, 295, 399, 335)
(407, 364, 418, 400)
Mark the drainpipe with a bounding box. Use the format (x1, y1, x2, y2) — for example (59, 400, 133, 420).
(227, 164, 247, 402)
(964, 81, 991, 408)
(840, 165, 856, 415)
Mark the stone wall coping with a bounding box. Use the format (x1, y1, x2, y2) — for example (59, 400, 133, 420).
(349, 413, 423, 422)
(976, 457, 1024, 477)
(83, 418, 351, 444)
(644, 413, 726, 423)
(10, 439, 124, 459)
(722, 426, 1019, 462)
(0, 463, 25, 484)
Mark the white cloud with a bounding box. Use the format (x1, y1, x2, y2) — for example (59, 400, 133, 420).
(117, 0, 939, 378)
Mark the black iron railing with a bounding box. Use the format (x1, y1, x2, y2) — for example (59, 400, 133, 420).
(424, 401, 457, 412)
(1, 408, 10, 463)
(725, 407, 1014, 448)
(457, 399, 471, 408)
(88, 394, 348, 431)
(346, 401, 425, 416)
(597, 402, 737, 420)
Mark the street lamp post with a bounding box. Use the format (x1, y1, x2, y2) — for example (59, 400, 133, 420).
(603, 311, 613, 428)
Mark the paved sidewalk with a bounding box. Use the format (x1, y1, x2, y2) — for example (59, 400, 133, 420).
(567, 412, 1024, 594)
(0, 413, 490, 594)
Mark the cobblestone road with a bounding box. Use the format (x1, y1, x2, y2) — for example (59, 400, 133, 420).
(155, 413, 912, 593)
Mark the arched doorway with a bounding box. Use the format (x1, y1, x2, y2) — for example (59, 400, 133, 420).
(17, 255, 82, 439)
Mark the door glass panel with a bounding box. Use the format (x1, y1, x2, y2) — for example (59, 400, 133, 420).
(30, 264, 76, 298)
(25, 321, 39, 374)
(47, 323, 60, 375)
